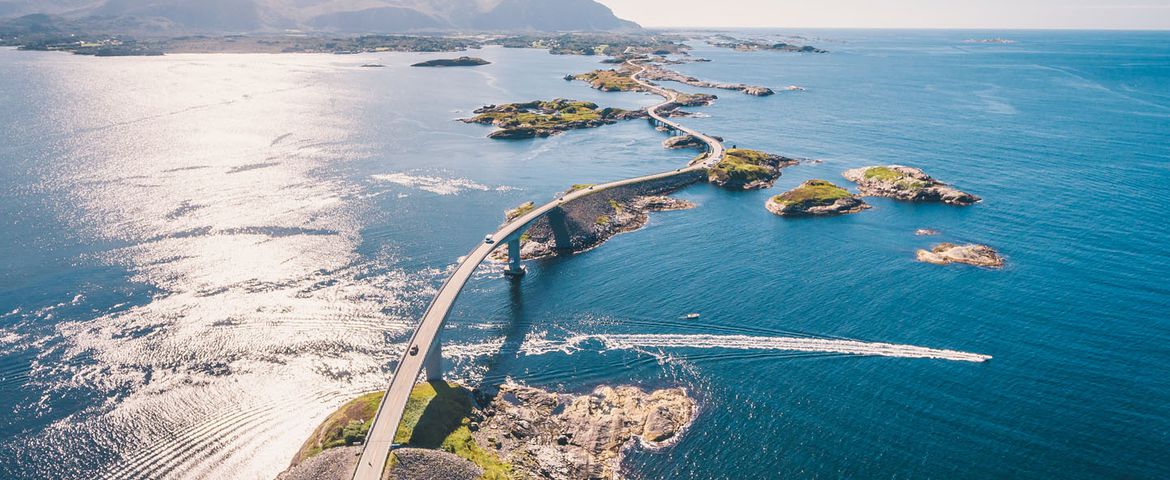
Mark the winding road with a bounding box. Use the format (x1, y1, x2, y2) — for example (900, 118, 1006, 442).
(351, 61, 725, 480)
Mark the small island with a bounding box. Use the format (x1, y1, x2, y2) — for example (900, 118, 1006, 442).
(917, 243, 1005, 268)
(569, 68, 645, 92)
(277, 381, 696, 480)
(767, 180, 871, 216)
(638, 63, 774, 96)
(842, 165, 980, 206)
(493, 185, 696, 263)
(411, 56, 491, 67)
(708, 148, 798, 190)
(708, 34, 827, 53)
(461, 99, 645, 139)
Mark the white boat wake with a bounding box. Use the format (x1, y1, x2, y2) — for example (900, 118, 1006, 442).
(522, 332, 990, 363)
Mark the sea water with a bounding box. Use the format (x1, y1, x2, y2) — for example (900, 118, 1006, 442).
(1, 30, 1168, 479)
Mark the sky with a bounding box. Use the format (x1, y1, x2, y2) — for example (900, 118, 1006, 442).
(596, 0, 1170, 29)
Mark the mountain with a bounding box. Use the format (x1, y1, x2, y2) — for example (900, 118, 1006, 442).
(0, 0, 640, 33)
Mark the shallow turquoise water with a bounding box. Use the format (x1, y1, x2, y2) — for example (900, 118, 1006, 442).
(1, 30, 1168, 478)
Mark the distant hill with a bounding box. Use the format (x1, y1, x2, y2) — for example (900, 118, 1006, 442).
(0, 0, 641, 33)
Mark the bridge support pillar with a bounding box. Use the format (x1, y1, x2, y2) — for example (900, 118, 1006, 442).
(503, 237, 526, 278)
(423, 337, 442, 381)
(546, 207, 574, 253)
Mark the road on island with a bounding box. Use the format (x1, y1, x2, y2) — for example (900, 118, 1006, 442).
(351, 61, 725, 480)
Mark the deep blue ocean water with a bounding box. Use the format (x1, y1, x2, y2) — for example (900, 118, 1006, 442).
(1, 30, 1168, 479)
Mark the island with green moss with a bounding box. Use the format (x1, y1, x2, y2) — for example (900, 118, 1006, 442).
(708, 148, 799, 190)
(277, 381, 695, 480)
(842, 165, 980, 206)
(461, 99, 646, 139)
(767, 179, 870, 216)
(411, 56, 491, 67)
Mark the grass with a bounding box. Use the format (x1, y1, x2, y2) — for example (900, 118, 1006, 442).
(568, 183, 595, 193)
(709, 148, 777, 185)
(771, 180, 853, 206)
(292, 391, 384, 463)
(608, 199, 623, 215)
(574, 69, 641, 92)
(595, 215, 611, 226)
(470, 99, 612, 130)
(506, 202, 535, 222)
(297, 382, 512, 479)
(862, 166, 903, 182)
(862, 166, 931, 190)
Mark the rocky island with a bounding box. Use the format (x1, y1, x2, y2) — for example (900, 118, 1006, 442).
(708, 148, 798, 190)
(638, 63, 774, 96)
(917, 243, 1005, 268)
(708, 34, 827, 53)
(462, 99, 645, 139)
(842, 165, 980, 206)
(767, 180, 871, 216)
(569, 68, 646, 92)
(411, 56, 491, 67)
(494, 183, 697, 263)
(277, 381, 696, 480)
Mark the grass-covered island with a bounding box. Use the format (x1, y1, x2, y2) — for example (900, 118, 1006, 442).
(411, 56, 491, 67)
(708, 34, 828, 53)
(277, 381, 696, 480)
(461, 99, 645, 139)
(707, 148, 799, 190)
(569, 68, 645, 92)
(842, 165, 980, 206)
(767, 179, 871, 216)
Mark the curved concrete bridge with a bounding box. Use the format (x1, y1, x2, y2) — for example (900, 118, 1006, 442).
(351, 62, 725, 480)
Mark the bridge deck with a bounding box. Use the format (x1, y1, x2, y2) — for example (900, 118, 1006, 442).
(351, 62, 724, 480)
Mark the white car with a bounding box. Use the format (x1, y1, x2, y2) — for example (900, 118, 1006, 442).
(484, 235, 495, 244)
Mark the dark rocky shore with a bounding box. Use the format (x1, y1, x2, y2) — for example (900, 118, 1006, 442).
(411, 56, 490, 67)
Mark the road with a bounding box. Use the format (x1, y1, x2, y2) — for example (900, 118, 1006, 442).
(351, 60, 725, 480)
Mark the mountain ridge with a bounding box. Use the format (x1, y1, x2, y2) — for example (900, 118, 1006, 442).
(0, 0, 640, 33)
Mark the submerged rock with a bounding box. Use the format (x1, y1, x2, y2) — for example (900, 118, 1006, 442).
(915, 229, 941, 236)
(916, 243, 1004, 268)
(767, 180, 870, 216)
(842, 165, 980, 206)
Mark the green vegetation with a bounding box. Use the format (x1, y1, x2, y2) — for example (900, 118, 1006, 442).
(293, 382, 511, 479)
(506, 201, 535, 222)
(596, 215, 611, 226)
(492, 33, 688, 57)
(292, 392, 384, 464)
(862, 166, 930, 190)
(708, 148, 778, 186)
(771, 180, 853, 207)
(608, 199, 624, 215)
(573, 69, 642, 92)
(468, 100, 609, 129)
(568, 184, 596, 193)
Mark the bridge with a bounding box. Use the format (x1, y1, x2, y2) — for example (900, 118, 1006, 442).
(351, 62, 726, 480)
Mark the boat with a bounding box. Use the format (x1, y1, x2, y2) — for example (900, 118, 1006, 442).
(684, 313, 701, 320)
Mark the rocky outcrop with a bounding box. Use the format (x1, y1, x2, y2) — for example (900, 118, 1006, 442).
(411, 56, 490, 67)
(767, 180, 870, 216)
(915, 229, 941, 236)
(842, 165, 980, 206)
(462, 99, 646, 139)
(708, 148, 799, 190)
(640, 64, 773, 96)
(663, 134, 713, 149)
(387, 449, 482, 480)
(493, 174, 702, 263)
(472, 383, 697, 480)
(916, 243, 1004, 268)
(708, 35, 828, 53)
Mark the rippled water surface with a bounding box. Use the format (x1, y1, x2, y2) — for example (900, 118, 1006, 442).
(2, 30, 1169, 479)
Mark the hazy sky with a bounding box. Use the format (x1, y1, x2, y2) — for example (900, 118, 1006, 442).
(597, 0, 1170, 29)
